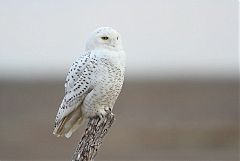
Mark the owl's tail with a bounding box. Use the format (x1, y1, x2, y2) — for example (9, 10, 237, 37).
(53, 107, 85, 138)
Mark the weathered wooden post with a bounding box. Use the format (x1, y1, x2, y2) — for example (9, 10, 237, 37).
(71, 109, 115, 161)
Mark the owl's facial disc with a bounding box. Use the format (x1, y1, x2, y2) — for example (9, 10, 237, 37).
(98, 32, 119, 48)
(86, 27, 122, 51)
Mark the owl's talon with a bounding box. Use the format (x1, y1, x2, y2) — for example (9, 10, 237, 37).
(104, 107, 112, 114)
(99, 113, 104, 120)
(97, 114, 105, 125)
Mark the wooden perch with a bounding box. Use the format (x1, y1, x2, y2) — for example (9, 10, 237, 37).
(71, 110, 115, 161)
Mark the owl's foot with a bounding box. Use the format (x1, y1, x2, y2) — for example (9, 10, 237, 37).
(96, 107, 112, 125)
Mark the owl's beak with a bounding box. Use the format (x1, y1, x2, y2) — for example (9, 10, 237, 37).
(110, 40, 116, 48)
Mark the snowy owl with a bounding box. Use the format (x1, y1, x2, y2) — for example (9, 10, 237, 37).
(53, 27, 126, 138)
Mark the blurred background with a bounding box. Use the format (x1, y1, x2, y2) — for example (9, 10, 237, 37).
(0, 0, 238, 161)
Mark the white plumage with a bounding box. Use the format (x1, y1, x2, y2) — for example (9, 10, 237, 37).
(53, 27, 126, 138)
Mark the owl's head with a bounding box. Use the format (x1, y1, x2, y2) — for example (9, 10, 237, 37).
(86, 27, 123, 51)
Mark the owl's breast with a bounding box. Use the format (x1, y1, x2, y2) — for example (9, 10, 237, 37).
(83, 57, 124, 108)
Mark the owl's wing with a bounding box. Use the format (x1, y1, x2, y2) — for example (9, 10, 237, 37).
(53, 51, 98, 134)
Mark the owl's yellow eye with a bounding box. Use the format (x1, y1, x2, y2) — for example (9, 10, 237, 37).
(101, 36, 109, 40)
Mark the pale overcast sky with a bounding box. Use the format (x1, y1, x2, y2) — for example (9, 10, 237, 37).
(0, 0, 238, 80)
